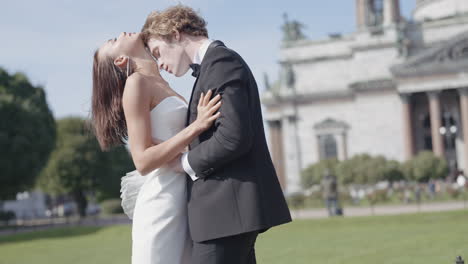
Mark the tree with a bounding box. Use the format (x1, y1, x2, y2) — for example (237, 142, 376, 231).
(0, 68, 56, 201)
(337, 154, 403, 185)
(37, 117, 105, 217)
(95, 145, 135, 202)
(336, 154, 373, 185)
(301, 158, 339, 189)
(402, 151, 448, 182)
(383, 160, 405, 183)
(37, 117, 134, 217)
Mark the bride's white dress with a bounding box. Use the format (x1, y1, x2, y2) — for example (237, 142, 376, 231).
(120, 96, 192, 264)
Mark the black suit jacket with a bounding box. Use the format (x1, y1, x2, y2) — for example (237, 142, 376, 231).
(186, 40, 292, 242)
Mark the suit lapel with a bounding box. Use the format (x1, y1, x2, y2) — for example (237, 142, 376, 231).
(185, 40, 226, 127)
(185, 76, 200, 126)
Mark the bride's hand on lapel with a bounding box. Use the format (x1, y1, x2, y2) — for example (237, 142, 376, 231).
(193, 89, 222, 131)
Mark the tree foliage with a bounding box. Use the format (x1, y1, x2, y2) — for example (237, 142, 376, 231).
(0, 68, 56, 200)
(302, 154, 406, 186)
(337, 154, 405, 185)
(301, 158, 339, 188)
(37, 117, 134, 217)
(402, 151, 448, 182)
(96, 145, 135, 202)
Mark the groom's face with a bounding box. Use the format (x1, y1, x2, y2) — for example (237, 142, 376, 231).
(146, 37, 191, 77)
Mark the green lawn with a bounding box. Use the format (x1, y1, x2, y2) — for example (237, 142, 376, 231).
(1, 210, 467, 264)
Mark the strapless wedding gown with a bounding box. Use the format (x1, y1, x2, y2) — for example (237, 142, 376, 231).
(120, 96, 192, 264)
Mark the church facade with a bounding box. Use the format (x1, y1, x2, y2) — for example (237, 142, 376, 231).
(262, 0, 468, 194)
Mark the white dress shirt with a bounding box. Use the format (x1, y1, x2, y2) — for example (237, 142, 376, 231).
(181, 39, 214, 181)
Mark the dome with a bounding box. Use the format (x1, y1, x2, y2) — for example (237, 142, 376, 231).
(414, 0, 468, 22)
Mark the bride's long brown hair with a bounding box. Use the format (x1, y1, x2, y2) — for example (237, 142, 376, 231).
(90, 50, 131, 151)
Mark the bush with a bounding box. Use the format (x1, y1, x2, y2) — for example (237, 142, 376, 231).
(367, 189, 390, 204)
(402, 151, 448, 182)
(447, 187, 461, 199)
(337, 154, 405, 185)
(384, 160, 405, 183)
(100, 199, 124, 215)
(301, 158, 339, 188)
(286, 193, 306, 209)
(302, 154, 406, 189)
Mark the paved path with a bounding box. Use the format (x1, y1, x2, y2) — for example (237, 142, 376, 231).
(291, 201, 467, 219)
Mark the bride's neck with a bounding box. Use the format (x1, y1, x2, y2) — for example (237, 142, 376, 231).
(133, 58, 159, 77)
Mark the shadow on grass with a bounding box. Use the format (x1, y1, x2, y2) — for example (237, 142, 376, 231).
(0, 226, 105, 245)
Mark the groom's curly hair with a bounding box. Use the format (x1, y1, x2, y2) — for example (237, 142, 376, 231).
(141, 5, 208, 43)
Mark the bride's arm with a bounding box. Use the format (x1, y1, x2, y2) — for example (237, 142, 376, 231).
(123, 78, 221, 176)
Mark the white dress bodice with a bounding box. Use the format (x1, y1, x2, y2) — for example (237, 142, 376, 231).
(120, 95, 191, 264)
(149, 96, 187, 142)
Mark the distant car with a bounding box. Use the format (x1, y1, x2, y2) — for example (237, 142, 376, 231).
(86, 204, 101, 216)
(48, 202, 77, 217)
(62, 202, 76, 217)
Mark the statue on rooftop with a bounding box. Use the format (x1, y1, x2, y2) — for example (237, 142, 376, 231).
(281, 13, 306, 43)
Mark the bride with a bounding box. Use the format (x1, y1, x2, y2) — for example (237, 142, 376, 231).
(90, 31, 221, 264)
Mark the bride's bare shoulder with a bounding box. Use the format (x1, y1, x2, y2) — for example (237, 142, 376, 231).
(124, 72, 148, 91)
(122, 73, 153, 111)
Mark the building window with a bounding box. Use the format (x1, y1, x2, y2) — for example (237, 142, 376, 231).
(318, 134, 338, 160)
(369, 0, 384, 26)
(422, 114, 432, 150)
(314, 118, 349, 161)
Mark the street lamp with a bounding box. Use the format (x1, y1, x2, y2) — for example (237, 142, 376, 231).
(440, 110, 458, 172)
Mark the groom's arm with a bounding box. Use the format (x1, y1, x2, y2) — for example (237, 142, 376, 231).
(185, 49, 254, 179)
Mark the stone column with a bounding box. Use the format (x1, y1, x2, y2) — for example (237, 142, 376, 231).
(458, 88, 468, 171)
(335, 133, 348, 161)
(427, 91, 445, 157)
(356, 0, 368, 30)
(400, 94, 415, 160)
(384, 0, 401, 27)
(268, 120, 286, 191)
(281, 115, 301, 194)
(341, 133, 348, 160)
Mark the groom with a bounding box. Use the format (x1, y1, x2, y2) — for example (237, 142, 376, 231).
(141, 5, 291, 264)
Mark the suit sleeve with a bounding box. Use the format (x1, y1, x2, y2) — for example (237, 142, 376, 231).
(186, 50, 253, 178)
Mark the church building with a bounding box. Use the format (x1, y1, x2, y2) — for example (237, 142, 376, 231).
(262, 0, 468, 194)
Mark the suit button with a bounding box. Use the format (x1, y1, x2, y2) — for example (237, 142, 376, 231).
(203, 168, 214, 175)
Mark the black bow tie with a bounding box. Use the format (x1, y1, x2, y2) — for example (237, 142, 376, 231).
(189, 63, 201, 78)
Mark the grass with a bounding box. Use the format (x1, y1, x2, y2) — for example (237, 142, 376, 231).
(0, 210, 467, 264)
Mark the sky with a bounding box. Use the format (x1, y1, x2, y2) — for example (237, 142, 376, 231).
(0, 0, 416, 119)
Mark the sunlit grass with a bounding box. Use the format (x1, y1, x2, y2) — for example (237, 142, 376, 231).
(1, 210, 467, 264)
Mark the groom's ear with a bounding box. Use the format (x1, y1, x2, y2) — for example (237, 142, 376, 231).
(173, 30, 181, 42)
(113, 55, 128, 70)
